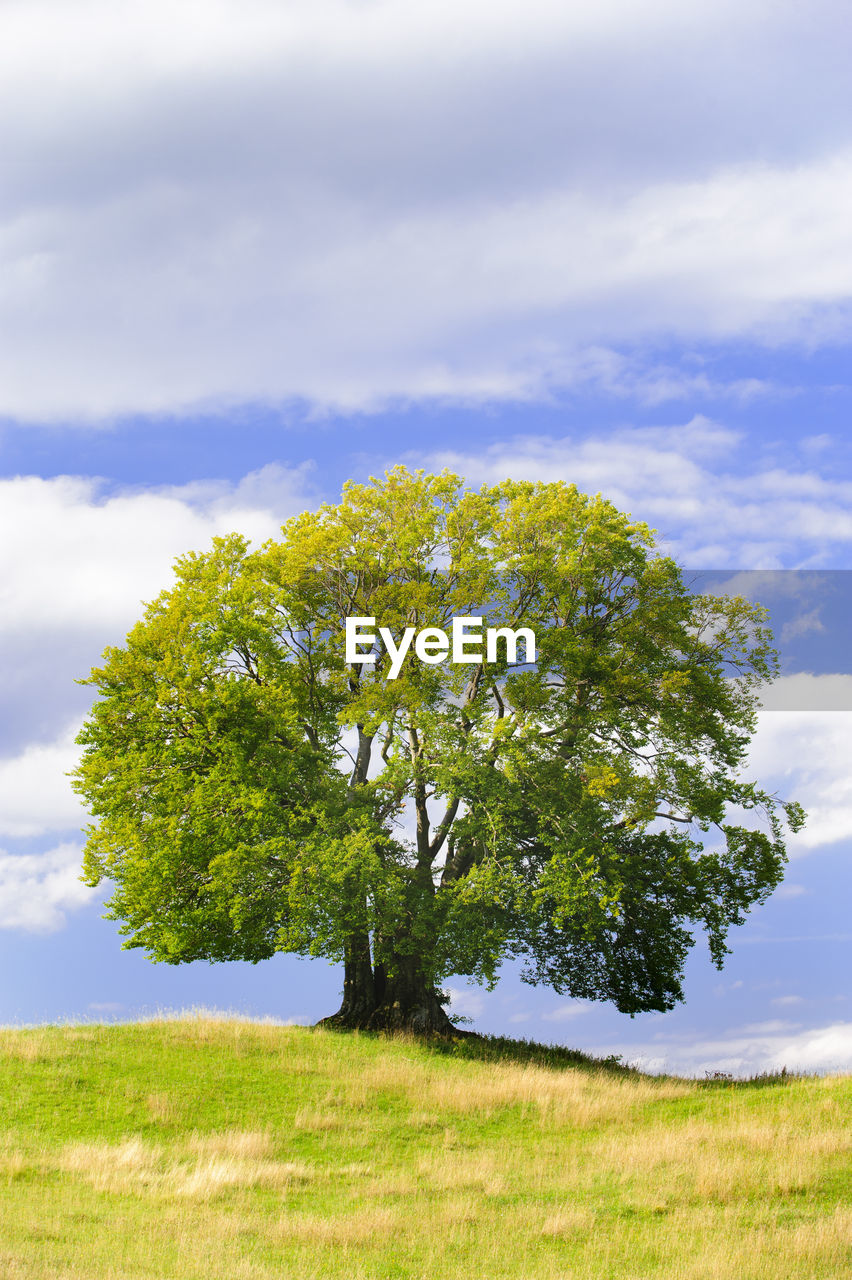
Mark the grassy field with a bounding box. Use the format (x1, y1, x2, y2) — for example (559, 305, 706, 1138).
(0, 1014, 848, 1279)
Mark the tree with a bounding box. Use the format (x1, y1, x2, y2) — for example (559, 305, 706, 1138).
(72, 467, 804, 1035)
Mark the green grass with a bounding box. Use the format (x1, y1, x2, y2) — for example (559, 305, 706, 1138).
(0, 1013, 849, 1279)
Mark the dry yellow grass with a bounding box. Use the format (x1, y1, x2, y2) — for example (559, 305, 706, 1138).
(56, 1132, 315, 1199)
(349, 1044, 690, 1129)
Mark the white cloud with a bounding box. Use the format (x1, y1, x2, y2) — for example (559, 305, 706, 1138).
(1, 1, 852, 417)
(0, 462, 318, 766)
(744, 703, 852, 852)
(0, 721, 84, 837)
(614, 1020, 852, 1076)
(0, 464, 314, 635)
(0, 842, 95, 932)
(0, 462, 321, 840)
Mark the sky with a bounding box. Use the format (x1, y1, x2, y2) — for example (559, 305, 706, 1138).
(1, 0, 852, 1075)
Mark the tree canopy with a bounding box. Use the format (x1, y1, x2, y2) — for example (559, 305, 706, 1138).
(73, 467, 804, 1033)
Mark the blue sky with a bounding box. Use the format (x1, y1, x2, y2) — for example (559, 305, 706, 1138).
(1, 0, 851, 1074)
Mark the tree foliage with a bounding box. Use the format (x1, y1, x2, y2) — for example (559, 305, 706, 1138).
(73, 467, 804, 1031)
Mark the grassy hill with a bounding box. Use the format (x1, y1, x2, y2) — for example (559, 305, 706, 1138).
(0, 1014, 848, 1279)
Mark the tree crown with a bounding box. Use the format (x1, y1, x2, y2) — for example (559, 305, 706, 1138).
(73, 467, 804, 1019)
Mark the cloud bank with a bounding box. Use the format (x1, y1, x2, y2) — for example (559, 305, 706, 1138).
(617, 1020, 852, 1077)
(2, 0, 852, 418)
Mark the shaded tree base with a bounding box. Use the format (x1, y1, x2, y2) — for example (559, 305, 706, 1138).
(317, 992, 468, 1037)
(319, 941, 472, 1036)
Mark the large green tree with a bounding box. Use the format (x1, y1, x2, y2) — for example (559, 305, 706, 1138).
(73, 468, 804, 1034)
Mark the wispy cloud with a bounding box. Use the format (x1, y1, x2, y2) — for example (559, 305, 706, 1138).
(409, 422, 852, 565)
(542, 1001, 595, 1023)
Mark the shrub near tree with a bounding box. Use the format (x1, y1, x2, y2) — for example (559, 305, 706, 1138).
(73, 467, 804, 1034)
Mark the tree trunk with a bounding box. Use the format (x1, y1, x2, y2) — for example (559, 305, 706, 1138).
(318, 934, 463, 1036)
(365, 954, 460, 1035)
(319, 931, 376, 1028)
